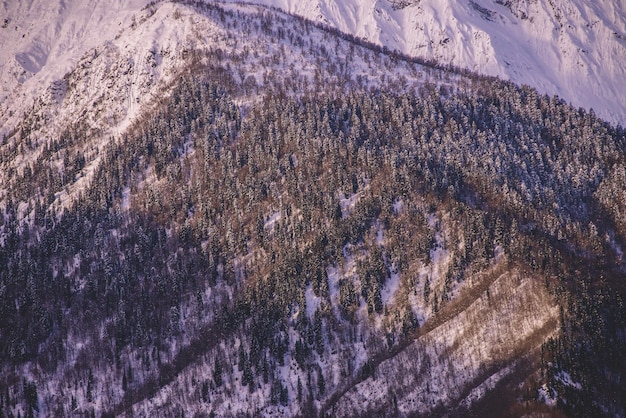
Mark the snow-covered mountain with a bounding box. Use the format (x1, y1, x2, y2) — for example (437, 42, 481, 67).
(233, 0, 626, 125)
(2, 0, 625, 131)
(0, 0, 626, 131)
(1, 1, 625, 417)
(0, 0, 151, 136)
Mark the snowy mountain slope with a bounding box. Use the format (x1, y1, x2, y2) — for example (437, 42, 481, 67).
(228, 0, 626, 124)
(329, 268, 558, 416)
(0, 1, 574, 416)
(1, 0, 465, 218)
(0, 1, 625, 417)
(2, 0, 623, 134)
(0, 0, 626, 134)
(0, 0, 151, 135)
(0, 1, 243, 212)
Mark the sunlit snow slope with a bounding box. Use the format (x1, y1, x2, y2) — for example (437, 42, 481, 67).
(233, 0, 626, 125)
(2, 0, 625, 127)
(0, 0, 151, 134)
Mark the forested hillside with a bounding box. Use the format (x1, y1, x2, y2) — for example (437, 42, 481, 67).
(0, 2, 624, 417)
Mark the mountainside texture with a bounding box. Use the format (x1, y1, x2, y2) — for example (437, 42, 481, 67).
(0, 1, 625, 417)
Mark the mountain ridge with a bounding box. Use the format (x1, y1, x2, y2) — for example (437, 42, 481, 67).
(221, 0, 626, 125)
(2, 0, 625, 135)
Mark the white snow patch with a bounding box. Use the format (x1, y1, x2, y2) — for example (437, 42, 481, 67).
(265, 211, 282, 230)
(555, 370, 582, 390)
(326, 265, 341, 309)
(381, 270, 400, 305)
(494, 244, 504, 261)
(339, 192, 359, 218)
(606, 232, 624, 267)
(458, 363, 515, 409)
(305, 283, 321, 318)
(538, 383, 558, 407)
(393, 198, 404, 214)
(121, 186, 131, 211)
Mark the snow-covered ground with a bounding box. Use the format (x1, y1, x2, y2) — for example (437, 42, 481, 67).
(1, 0, 463, 219)
(332, 268, 559, 416)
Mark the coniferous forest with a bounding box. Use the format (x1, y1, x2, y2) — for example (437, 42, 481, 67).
(0, 2, 625, 417)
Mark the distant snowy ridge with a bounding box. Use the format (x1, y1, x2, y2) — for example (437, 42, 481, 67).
(1, 0, 625, 131)
(223, 0, 626, 125)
